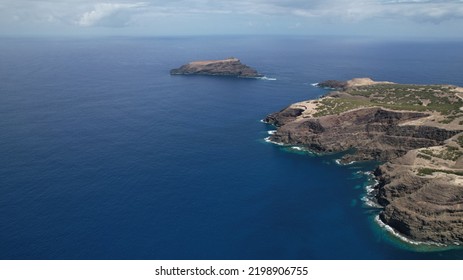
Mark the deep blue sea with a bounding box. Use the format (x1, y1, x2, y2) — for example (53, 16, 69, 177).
(1, 36, 463, 259)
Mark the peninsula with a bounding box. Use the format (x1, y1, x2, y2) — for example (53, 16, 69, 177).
(264, 78, 463, 245)
(170, 58, 263, 78)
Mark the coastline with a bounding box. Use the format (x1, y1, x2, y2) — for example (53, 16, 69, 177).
(262, 102, 463, 250)
(263, 78, 463, 249)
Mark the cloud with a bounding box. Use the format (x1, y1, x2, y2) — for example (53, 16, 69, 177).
(374, 0, 463, 22)
(142, 0, 463, 23)
(1, 0, 463, 33)
(238, 0, 463, 23)
(77, 2, 147, 27)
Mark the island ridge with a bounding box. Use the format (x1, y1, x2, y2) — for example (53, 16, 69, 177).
(170, 58, 263, 78)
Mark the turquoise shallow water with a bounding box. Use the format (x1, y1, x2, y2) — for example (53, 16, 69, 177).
(1, 36, 463, 259)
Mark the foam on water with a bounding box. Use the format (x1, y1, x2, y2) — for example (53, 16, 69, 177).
(335, 159, 355, 165)
(374, 215, 448, 247)
(358, 171, 383, 208)
(264, 136, 285, 146)
(259, 76, 277, 81)
(362, 196, 382, 208)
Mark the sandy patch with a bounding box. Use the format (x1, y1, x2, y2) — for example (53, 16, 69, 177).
(346, 77, 394, 87)
(291, 100, 319, 118)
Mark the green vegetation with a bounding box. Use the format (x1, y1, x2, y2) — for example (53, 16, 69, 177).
(313, 98, 371, 117)
(417, 153, 432, 160)
(421, 146, 463, 161)
(417, 168, 463, 177)
(458, 135, 463, 148)
(439, 113, 463, 124)
(314, 84, 463, 118)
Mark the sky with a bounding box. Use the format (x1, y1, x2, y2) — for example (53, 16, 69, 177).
(1, 0, 463, 38)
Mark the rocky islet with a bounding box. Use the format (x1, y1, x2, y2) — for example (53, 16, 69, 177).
(170, 58, 263, 78)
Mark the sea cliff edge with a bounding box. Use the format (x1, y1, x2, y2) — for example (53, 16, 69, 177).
(264, 78, 463, 246)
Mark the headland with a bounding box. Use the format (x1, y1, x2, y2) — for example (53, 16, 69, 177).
(264, 78, 463, 245)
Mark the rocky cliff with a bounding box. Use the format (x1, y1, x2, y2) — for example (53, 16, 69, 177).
(170, 58, 263, 78)
(264, 78, 463, 245)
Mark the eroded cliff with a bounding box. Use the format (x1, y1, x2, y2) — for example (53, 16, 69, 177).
(264, 78, 463, 245)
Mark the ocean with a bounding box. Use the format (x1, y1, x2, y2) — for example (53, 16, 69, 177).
(1, 36, 463, 259)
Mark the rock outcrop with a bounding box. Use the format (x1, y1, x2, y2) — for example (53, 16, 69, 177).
(266, 107, 459, 162)
(317, 80, 348, 89)
(264, 78, 463, 245)
(317, 78, 394, 90)
(375, 154, 463, 244)
(170, 58, 263, 78)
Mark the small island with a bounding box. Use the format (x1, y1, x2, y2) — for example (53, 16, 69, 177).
(170, 58, 263, 78)
(264, 78, 463, 245)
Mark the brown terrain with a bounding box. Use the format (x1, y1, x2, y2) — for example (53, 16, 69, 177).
(170, 58, 263, 78)
(264, 78, 463, 245)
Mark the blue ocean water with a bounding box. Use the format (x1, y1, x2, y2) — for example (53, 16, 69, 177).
(1, 36, 463, 259)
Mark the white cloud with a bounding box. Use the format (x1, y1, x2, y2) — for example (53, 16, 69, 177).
(3, 0, 463, 26)
(151, 0, 463, 23)
(1, 0, 463, 36)
(380, 0, 463, 22)
(77, 2, 147, 27)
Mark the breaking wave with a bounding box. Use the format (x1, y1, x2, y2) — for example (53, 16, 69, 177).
(259, 76, 277, 81)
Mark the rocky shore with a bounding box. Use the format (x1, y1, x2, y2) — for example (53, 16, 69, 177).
(264, 78, 463, 245)
(170, 58, 263, 78)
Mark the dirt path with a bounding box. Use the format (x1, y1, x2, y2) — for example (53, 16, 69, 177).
(457, 92, 463, 111)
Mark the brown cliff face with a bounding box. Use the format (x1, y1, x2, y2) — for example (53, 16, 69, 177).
(317, 80, 348, 89)
(266, 107, 459, 163)
(264, 79, 463, 245)
(375, 162, 463, 244)
(170, 58, 263, 78)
